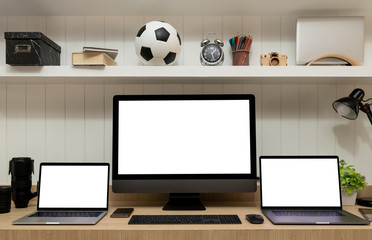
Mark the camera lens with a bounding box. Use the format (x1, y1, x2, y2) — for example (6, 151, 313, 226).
(270, 57, 280, 66)
(9, 157, 37, 208)
(0, 186, 12, 214)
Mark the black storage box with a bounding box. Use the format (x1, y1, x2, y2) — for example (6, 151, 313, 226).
(5, 32, 61, 66)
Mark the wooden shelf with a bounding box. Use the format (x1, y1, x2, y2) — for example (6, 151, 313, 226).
(1, 66, 372, 84)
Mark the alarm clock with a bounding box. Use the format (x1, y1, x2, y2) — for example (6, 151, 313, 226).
(200, 33, 224, 66)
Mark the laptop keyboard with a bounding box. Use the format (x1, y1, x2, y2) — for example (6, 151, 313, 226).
(29, 211, 103, 218)
(272, 210, 344, 217)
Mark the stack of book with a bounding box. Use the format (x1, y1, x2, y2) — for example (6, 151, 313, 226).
(72, 47, 118, 66)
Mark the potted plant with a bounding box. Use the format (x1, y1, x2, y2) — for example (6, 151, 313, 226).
(339, 160, 368, 205)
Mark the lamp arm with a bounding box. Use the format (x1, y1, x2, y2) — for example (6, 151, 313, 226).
(362, 98, 372, 103)
(360, 103, 372, 125)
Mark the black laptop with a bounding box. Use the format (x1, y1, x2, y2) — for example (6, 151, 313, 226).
(259, 156, 369, 225)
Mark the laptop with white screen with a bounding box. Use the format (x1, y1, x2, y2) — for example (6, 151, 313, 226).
(260, 156, 369, 225)
(13, 163, 109, 225)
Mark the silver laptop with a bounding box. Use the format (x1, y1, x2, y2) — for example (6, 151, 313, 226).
(13, 162, 109, 225)
(296, 17, 364, 65)
(260, 156, 369, 225)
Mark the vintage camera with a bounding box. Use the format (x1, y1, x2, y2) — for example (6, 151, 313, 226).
(261, 52, 287, 66)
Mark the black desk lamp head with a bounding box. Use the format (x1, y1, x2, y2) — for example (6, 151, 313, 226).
(333, 88, 372, 125)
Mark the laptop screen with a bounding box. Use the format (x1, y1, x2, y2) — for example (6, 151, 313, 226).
(260, 156, 341, 208)
(38, 163, 109, 209)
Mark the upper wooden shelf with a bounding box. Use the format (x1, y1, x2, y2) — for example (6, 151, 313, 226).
(1, 66, 371, 84)
(0, 0, 371, 16)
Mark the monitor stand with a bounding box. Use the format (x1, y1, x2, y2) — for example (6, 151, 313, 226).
(162, 193, 206, 211)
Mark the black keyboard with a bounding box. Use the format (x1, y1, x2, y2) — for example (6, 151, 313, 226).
(29, 211, 103, 217)
(272, 210, 344, 217)
(128, 214, 241, 224)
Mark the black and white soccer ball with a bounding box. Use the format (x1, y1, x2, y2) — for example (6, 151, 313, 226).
(135, 21, 182, 66)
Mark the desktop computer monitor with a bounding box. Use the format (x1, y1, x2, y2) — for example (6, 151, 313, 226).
(112, 94, 257, 210)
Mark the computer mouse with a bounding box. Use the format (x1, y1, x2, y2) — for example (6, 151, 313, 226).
(246, 214, 264, 224)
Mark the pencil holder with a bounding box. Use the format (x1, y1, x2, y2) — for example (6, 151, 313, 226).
(232, 50, 250, 66)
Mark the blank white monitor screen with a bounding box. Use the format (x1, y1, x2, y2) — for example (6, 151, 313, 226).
(38, 165, 109, 209)
(260, 157, 341, 207)
(118, 99, 252, 175)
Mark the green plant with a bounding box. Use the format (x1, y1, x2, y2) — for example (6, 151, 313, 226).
(339, 160, 368, 194)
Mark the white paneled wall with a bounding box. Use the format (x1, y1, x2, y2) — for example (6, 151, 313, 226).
(0, 16, 372, 185)
(2, 83, 372, 185)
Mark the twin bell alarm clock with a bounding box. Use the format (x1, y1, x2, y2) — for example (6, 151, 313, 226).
(200, 33, 224, 66)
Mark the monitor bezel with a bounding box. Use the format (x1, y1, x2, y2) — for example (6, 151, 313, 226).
(112, 94, 257, 181)
(37, 162, 110, 211)
(259, 155, 342, 210)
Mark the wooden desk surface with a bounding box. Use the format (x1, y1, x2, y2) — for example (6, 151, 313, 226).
(1, 200, 372, 240)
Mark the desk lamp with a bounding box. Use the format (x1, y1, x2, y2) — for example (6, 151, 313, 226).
(332, 88, 372, 125)
(333, 88, 372, 207)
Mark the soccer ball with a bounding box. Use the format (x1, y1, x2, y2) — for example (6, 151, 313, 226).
(135, 21, 182, 66)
